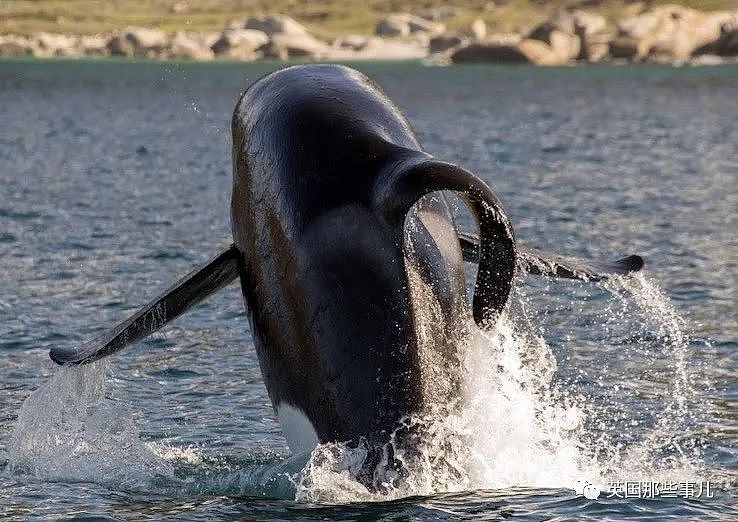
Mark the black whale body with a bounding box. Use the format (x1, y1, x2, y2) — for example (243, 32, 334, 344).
(50, 64, 643, 469)
(230, 64, 516, 450)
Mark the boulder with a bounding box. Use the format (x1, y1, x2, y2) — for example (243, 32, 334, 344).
(651, 9, 728, 62)
(211, 28, 269, 59)
(79, 35, 109, 56)
(324, 38, 427, 60)
(244, 15, 309, 36)
(527, 12, 589, 62)
(0, 35, 37, 56)
(430, 34, 468, 54)
(580, 31, 612, 62)
(612, 5, 729, 62)
(107, 27, 169, 57)
(469, 19, 488, 41)
(518, 38, 567, 65)
(265, 32, 329, 60)
(332, 34, 381, 51)
(693, 12, 738, 55)
(452, 31, 574, 66)
(547, 29, 581, 62)
(452, 37, 559, 65)
(452, 42, 528, 64)
(376, 15, 411, 37)
(375, 14, 445, 38)
(408, 16, 445, 36)
(166, 31, 214, 60)
(34, 32, 80, 57)
(528, 12, 577, 41)
(361, 39, 427, 60)
(715, 18, 738, 55)
(572, 10, 607, 36)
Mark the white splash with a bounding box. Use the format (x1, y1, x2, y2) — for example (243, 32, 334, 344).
(292, 272, 707, 502)
(7, 272, 706, 503)
(6, 361, 176, 489)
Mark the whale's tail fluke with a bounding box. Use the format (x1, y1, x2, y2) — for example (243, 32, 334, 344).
(49, 246, 241, 365)
(374, 153, 517, 328)
(458, 230, 644, 281)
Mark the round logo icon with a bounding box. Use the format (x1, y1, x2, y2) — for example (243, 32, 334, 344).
(572, 479, 601, 500)
(583, 483, 601, 500)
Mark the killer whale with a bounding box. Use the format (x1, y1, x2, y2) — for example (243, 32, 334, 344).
(50, 64, 643, 461)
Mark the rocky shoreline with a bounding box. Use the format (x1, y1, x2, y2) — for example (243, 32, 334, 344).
(1, 6, 737, 66)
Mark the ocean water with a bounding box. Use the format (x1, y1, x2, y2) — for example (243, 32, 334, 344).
(0, 59, 736, 520)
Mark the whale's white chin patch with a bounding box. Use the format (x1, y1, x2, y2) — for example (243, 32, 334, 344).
(276, 402, 319, 454)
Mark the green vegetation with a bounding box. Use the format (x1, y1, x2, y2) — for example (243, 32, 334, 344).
(2, 1, 736, 38)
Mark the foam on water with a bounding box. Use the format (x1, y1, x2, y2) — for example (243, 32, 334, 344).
(7, 272, 707, 503)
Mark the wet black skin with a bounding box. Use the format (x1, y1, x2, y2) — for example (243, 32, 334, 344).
(230, 64, 516, 446)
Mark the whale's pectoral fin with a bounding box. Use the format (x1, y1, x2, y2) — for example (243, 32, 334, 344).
(50, 245, 242, 365)
(458, 230, 643, 281)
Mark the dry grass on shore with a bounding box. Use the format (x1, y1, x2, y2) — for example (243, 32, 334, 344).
(2, 0, 736, 39)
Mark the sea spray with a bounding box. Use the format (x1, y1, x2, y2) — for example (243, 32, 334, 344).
(6, 273, 708, 501)
(587, 273, 706, 485)
(293, 272, 709, 501)
(6, 359, 300, 497)
(6, 360, 175, 488)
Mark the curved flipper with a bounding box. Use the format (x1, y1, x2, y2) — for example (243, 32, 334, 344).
(375, 152, 516, 327)
(50, 245, 242, 365)
(458, 230, 643, 281)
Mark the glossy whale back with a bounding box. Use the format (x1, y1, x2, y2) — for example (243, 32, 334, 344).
(231, 65, 462, 445)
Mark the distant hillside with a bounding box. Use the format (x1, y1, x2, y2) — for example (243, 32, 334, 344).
(2, 0, 737, 38)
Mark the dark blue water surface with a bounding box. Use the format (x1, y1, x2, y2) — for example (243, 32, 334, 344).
(0, 60, 736, 520)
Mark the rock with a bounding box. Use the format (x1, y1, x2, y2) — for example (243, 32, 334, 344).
(715, 18, 738, 55)
(609, 36, 644, 60)
(211, 28, 269, 59)
(651, 8, 727, 62)
(324, 38, 427, 60)
(107, 27, 169, 57)
(693, 12, 738, 55)
(487, 33, 523, 45)
(244, 15, 308, 36)
(518, 38, 566, 65)
(0, 35, 37, 56)
(265, 32, 329, 60)
(612, 5, 729, 62)
(452, 32, 572, 66)
(430, 34, 467, 54)
(548, 29, 581, 62)
(527, 12, 589, 62)
(451, 39, 539, 65)
(469, 19, 488, 41)
(407, 16, 445, 36)
(572, 10, 607, 36)
(34, 32, 80, 57)
(376, 14, 445, 38)
(79, 35, 109, 56)
(226, 18, 244, 31)
(166, 31, 214, 60)
(452, 42, 527, 64)
(580, 31, 612, 62)
(332, 34, 380, 51)
(376, 15, 410, 37)
(529, 12, 576, 42)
